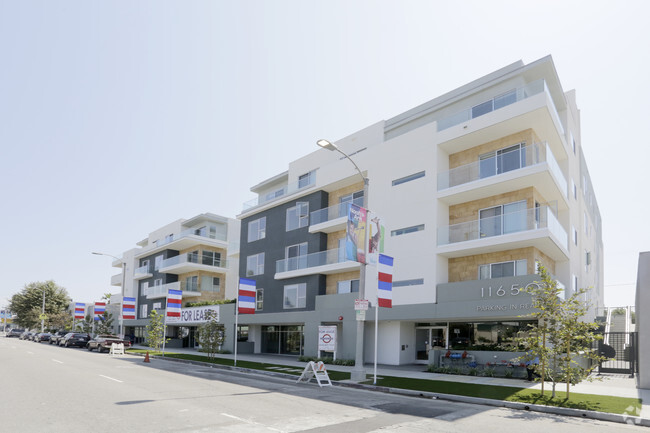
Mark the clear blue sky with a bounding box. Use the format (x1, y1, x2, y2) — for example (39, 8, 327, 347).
(1, 1, 648, 308)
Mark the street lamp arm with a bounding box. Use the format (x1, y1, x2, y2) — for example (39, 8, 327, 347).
(316, 139, 368, 185)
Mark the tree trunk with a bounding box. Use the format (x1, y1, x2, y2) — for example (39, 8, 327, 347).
(541, 330, 546, 396)
(566, 342, 571, 398)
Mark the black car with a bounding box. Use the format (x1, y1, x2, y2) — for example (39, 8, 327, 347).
(60, 333, 91, 348)
(49, 331, 68, 345)
(34, 332, 51, 343)
(6, 329, 24, 338)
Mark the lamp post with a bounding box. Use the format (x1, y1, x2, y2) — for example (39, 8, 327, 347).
(317, 139, 369, 382)
(92, 252, 126, 338)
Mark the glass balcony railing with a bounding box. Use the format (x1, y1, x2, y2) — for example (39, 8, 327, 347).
(437, 79, 564, 135)
(160, 253, 227, 269)
(310, 197, 365, 225)
(438, 142, 567, 194)
(143, 280, 219, 298)
(276, 248, 355, 273)
(437, 205, 567, 249)
(152, 227, 227, 249)
(243, 172, 317, 211)
(134, 265, 151, 276)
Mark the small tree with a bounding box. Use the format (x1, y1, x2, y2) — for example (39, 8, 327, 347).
(197, 310, 226, 360)
(79, 314, 94, 333)
(95, 311, 115, 335)
(146, 309, 167, 353)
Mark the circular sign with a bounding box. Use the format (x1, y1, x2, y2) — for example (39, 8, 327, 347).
(321, 334, 332, 344)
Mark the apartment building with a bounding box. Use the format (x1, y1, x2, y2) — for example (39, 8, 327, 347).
(111, 213, 240, 347)
(234, 55, 603, 365)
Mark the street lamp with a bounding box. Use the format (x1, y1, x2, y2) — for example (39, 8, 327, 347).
(317, 139, 369, 382)
(92, 252, 126, 338)
(40, 288, 45, 333)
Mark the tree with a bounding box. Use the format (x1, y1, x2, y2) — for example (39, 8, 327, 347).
(95, 311, 115, 335)
(146, 309, 167, 352)
(79, 314, 94, 333)
(517, 266, 604, 399)
(9, 281, 71, 330)
(197, 310, 226, 360)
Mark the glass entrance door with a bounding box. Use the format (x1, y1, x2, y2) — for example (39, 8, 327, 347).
(415, 326, 447, 364)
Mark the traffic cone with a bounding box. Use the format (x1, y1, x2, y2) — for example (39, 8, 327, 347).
(144, 351, 150, 363)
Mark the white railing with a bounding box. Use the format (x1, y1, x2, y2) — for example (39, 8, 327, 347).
(243, 172, 317, 211)
(437, 205, 567, 250)
(437, 79, 564, 135)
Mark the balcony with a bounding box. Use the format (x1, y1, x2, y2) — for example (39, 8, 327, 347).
(242, 171, 316, 212)
(143, 281, 210, 300)
(437, 205, 568, 260)
(437, 142, 568, 208)
(275, 248, 360, 280)
(135, 228, 227, 259)
(309, 197, 364, 233)
(133, 265, 153, 280)
(436, 79, 567, 162)
(111, 273, 122, 286)
(159, 253, 228, 275)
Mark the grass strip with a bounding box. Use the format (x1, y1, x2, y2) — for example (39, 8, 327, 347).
(371, 375, 642, 415)
(127, 350, 641, 415)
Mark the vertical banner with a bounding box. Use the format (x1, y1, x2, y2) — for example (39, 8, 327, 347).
(346, 203, 367, 263)
(94, 302, 106, 321)
(74, 303, 85, 320)
(122, 297, 136, 320)
(238, 278, 256, 314)
(367, 215, 385, 265)
(377, 254, 394, 308)
(166, 290, 182, 322)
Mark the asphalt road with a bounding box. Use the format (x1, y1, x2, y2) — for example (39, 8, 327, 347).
(1, 338, 645, 433)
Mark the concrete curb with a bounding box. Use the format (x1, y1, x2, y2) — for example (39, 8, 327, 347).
(129, 352, 649, 427)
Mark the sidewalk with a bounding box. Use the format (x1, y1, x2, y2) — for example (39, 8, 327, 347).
(134, 345, 650, 420)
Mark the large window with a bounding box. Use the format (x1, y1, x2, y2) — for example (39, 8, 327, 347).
(283, 283, 306, 309)
(202, 250, 222, 267)
(246, 253, 265, 276)
(286, 202, 309, 231)
(479, 200, 527, 238)
(479, 260, 527, 279)
(338, 190, 364, 217)
(479, 143, 526, 179)
(201, 276, 220, 292)
(186, 276, 198, 291)
(154, 255, 163, 271)
(337, 279, 359, 294)
(248, 217, 266, 242)
(285, 242, 308, 271)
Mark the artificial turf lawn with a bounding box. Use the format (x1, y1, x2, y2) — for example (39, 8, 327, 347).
(127, 349, 641, 415)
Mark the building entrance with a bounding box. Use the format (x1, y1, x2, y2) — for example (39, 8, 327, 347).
(415, 326, 447, 364)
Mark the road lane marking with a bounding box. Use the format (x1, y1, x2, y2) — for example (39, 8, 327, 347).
(221, 413, 285, 432)
(26, 351, 34, 355)
(99, 375, 123, 383)
(52, 359, 63, 364)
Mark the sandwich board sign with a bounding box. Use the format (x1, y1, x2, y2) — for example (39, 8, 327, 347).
(296, 361, 332, 387)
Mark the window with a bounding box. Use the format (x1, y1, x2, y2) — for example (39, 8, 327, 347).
(337, 279, 360, 294)
(338, 190, 364, 217)
(202, 250, 222, 267)
(285, 243, 308, 271)
(256, 288, 264, 311)
(392, 171, 425, 186)
(479, 200, 526, 237)
(188, 250, 199, 263)
(153, 302, 162, 310)
(165, 234, 173, 243)
(140, 304, 148, 319)
(479, 143, 526, 179)
(573, 226, 578, 245)
(283, 283, 306, 309)
(391, 224, 424, 236)
(141, 259, 150, 271)
(572, 179, 577, 199)
(393, 279, 424, 287)
(186, 276, 198, 291)
(584, 212, 589, 235)
(248, 217, 266, 242)
(286, 202, 309, 231)
(200, 276, 220, 292)
(246, 253, 265, 276)
(298, 171, 315, 188)
(141, 281, 149, 296)
(154, 279, 162, 286)
(154, 255, 163, 271)
(572, 275, 578, 292)
(479, 260, 527, 279)
(265, 188, 284, 202)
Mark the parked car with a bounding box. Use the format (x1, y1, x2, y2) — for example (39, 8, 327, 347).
(6, 329, 24, 338)
(87, 335, 132, 353)
(20, 331, 34, 340)
(60, 333, 91, 348)
(34, 332, 51, 343)
(49, 331, 69, 345)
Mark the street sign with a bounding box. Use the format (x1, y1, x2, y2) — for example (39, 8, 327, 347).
(354, 299, 369, 311)
(39, 314, 48, 321)
(318, 326, 337, 351)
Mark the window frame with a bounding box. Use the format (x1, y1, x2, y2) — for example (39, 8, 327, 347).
(248, 217, 267, 242)
(286, 202, 309, 231)
(246, 252, 265, 276)
(283, 283, 306, 309)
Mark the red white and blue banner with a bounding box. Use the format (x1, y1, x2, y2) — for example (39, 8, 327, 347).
(122, 297, 136, 320)
(238, 278, 256, 314)
(166, 289, 182, 321)
(74, 303, 85, 320)
(94, 302, 106, 321)
(377, 254, 394, 308)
